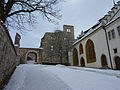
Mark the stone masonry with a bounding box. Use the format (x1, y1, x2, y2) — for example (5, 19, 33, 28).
(40, 25, 74, 65)
(19, 48, 42, 64)
(0, 21, 19, 89)
(14, 33, 21, 65)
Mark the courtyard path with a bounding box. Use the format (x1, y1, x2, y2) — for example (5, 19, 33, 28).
(4, 64, 120, 90)
(4, 64, 71, 90)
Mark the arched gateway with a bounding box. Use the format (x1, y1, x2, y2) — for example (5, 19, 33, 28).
(19, 48, 42, 64)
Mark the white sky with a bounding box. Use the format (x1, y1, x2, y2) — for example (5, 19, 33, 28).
(10, 0, 120, 48)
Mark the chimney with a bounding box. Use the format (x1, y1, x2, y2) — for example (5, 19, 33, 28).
(108, 11, 115, 20)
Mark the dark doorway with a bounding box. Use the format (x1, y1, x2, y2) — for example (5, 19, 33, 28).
(115, 56, 120, 70)
(80, 57, 85, 67)
(101, 54, 108, 67)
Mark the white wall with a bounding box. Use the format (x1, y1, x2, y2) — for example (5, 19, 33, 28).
(105, 18, 120, 69)
(69, 28, 112, 68)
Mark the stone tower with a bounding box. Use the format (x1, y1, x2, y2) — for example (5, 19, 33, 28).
(63, 25, 74, 45)
(15, 33, 21, 46)
(14, 33, 21, 65)
(40, 25, 75, 65)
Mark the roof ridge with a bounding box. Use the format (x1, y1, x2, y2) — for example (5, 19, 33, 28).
(99, 1, 120, 26)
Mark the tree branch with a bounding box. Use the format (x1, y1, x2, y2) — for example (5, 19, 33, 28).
(0, 0, 62, 32)
(8, 8, 37, 17)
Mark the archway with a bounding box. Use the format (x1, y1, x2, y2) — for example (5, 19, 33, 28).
(26, 51, 38, 64)
(101, 54, 108, 67)
(73, 48, 79, 66)
(80, 57, 85, 67)
(19, 48, 42, 64)
(115, 56, 120, 70)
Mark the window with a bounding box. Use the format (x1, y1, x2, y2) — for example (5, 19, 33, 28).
(108, 31, 111, 40)
(89, 42, 95, 59)
(85, 39, 96, 63)
(113, 48, 117, 54)
(51, 46, 53, 51)
(64, 38, 67, 40)
(108, 29, 116, 40)
(67, 29, 71, 32)
(51, 36, 53, 39)
(79, 43, 83, 55)
(111, 29, 116, 39)
(117, 26, 120, 36)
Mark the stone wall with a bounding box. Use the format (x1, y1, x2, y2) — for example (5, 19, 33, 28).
(40, 25, 74, 65)
(19, 48, 42, 64)
(0, 21, 17, 89)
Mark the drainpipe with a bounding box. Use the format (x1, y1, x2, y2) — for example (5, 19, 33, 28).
(102, 27, 113, 69)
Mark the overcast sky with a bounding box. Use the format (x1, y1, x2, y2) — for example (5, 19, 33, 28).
(10, 0, 120, 48)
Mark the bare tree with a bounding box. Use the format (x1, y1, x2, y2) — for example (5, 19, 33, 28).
(0, 0, 62, 32)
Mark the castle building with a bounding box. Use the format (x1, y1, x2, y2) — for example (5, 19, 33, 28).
(68, 1, 120, 70)
(40, 25, 74, 65)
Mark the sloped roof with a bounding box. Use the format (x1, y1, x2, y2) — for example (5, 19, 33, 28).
(107, 8, 120, 25)
(73, 1, 120, 46)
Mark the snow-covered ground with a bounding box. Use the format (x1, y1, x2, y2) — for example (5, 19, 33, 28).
(27, 60, 36, 64)
(4, 64, 120, 90)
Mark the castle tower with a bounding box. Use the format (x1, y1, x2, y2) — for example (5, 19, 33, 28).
(14, 33, 21, 47)
(63, 25, 74, 45)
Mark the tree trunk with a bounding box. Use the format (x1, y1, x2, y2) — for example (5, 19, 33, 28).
(0, 0, 5, 22)
(0, 0, 15, 22)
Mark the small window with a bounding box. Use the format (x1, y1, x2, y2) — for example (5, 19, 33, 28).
(67, 29, 71, 32)
(113, 48, 117, 54)
(51, 46, 53, 51)
(64, 38, 67, 40)
(111, 29, 116, 39)
(117, 26, 120, 36)
(108, 31, 111, 40)
(51, 36, 53, 39)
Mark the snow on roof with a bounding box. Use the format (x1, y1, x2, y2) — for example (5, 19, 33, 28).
(73, 23, 101, 46)
(107, 9, 120, 25)
(72, 1, 120, 47)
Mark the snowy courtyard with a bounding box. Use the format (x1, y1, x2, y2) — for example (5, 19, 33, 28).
(4, 64, 120, 90)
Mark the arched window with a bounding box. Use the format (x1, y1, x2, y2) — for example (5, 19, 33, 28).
(73, 48, 79, 66)
(79, 43, 83, 55)
(80, 57, 85, 67)
(85, 39, 96, 63)
(101, 54, 108, 67)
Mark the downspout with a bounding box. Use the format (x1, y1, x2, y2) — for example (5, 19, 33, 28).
(102, 26, 113, 69)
